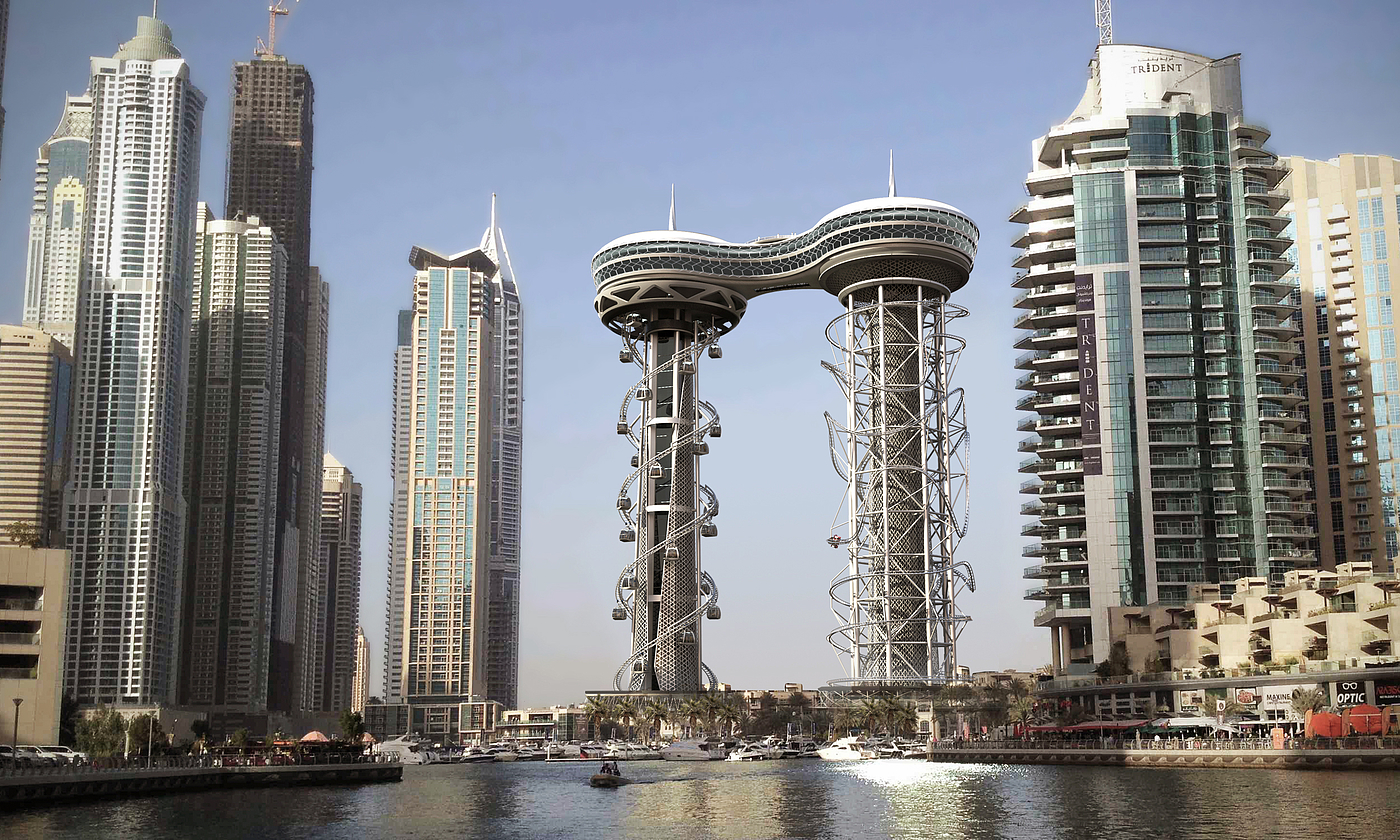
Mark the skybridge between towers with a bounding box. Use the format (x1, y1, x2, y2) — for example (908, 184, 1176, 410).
(591, 192, 979, 695)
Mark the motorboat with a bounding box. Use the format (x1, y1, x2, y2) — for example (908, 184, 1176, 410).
(547, 743, 584, 760)
(515, 747, 538, 761)
(372, 735, 431, 765)
(460, 748, 495, 764)
(589, 760, 631, 788)
(488, 747, 519, 762)
(725, 743, 767, 761)
(816, 737, 868, 761)
(604, 742, 661, 761)
(660, 739, 726, 761)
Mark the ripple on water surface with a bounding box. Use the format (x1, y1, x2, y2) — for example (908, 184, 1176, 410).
(6, 760, 1399, 840)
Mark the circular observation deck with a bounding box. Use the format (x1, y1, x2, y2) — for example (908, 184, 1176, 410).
(591, 197, 979, 336)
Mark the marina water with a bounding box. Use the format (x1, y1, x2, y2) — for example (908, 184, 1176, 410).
(7, 760, 1397, 839)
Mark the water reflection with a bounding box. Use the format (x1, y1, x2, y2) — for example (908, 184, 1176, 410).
(5, 760, 1400, 839)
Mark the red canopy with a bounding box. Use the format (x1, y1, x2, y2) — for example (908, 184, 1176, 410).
(1346, 705, 1383, 735)
(1311, 712, 1343, 738)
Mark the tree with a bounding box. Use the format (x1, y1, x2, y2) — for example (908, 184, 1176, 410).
(190, 719, 212, 745)
(717, 702, 744, 737)
(340, 710, 366, 741)
(76, 707, 126, 758)
(885, 700, 918, 736)
(1291, 687, 1328, 718)
(1009, 697, 1037, 737)
(59, 695, 80, 747)
(1094, 641, 1133, 678)
(230, 728, 250, 748)
(4, 520, 44, 548)
(1007, 679, 1032, 701)
(641, 699, 669, 740)
(613, 697, 638, 741)
(856, 698, 885, 733)
(583, 697, 612, 740)
(125, 713, 164, 756)
(677, 699, 703, 737)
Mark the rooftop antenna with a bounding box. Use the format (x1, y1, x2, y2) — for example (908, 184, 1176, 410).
(256, 0, 298, 57)
(153, 0, 159, 16)
(1095, 0, 1112, 45)
(888, 150, 896, 198)
(669, 185, 676, 231)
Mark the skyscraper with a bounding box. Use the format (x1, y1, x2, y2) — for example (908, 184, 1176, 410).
(391, 240, 497, 739)
(383, 309, 413, 705)
(316, 454, 361, 713)
(1013, 45, 1309, 676)
(23, 94, 93, 349)
(64, 15, 205, 706)
(0, 325, 71, 545)
(352, 625, 370, 714)
(297, 269, 329, 710)
(480, 197, 523, 710)
(225, 46, 318, 713)
(179, 204, 287, 713)
(1283, 154, 1400, 574)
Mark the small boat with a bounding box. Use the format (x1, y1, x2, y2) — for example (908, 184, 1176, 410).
(589, 760, 631, 788)
(660, 739, 726, 761)
(725, 744, 766, 761)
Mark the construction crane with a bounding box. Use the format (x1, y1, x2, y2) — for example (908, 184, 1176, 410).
(255, 0, 299, 57)
(1095, 0, 1112, 45)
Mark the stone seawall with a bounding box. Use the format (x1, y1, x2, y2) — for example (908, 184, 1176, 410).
(0, 761, 403, 805)
(927, 747, 1400, 771)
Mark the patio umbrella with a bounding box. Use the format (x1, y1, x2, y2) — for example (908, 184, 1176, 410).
(360, 732, 378, 745)
(300, 730, 331, 743)
(1311, 712, 1343, 738)
(1346, 705, 1383, 735)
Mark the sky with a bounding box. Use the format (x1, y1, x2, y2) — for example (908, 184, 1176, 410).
(3, 0, 1400, 709)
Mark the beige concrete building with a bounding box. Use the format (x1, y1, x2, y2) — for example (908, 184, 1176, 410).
(0, 325, 71, 546)
(352, 625, 369, 714)
(0, 547, 69, 744)
(495, 706, 587, 744)
(1282, 155, 1400, 573)
(1109, 561, 1400, 673)
(313, 455, 361, 713)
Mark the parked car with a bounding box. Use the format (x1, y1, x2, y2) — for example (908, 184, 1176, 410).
(16, 746, 58, 766)
(0, 745, 32, 766)
(42, 745, 87, 765)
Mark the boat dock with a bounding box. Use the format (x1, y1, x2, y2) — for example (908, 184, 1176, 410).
(0, 759, 402, 806)
(927, 740, 1400, 771)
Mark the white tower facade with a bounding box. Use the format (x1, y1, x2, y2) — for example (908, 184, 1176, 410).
(480, 196, 523, 710)
(63, 15, 205, 707)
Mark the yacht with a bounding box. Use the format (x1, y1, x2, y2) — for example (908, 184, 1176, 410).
(816, 737, 867, 761)
(488, 746, 519, 762)
(660, 739, 726, 761)
(372, 735, 431, 765)
(725, 743, 767, 761)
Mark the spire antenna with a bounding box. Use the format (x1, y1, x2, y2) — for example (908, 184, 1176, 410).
(669, 185, 677, 231)
(491, 192, 498, 231)
(1095, 0, 1113, 45)
(888, 150, 897, 198)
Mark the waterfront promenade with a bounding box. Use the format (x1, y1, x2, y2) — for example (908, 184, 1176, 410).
(928, 736, 1400, 770)
(0, 754, 402, 805)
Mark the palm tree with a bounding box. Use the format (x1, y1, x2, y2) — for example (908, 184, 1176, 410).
(614, 697, 638, 742)
(717, 703, 743, 737)
(678, 699, 703, 737)
(583, 697, 612, 740)
(1008, 679, 1032, 701)
(642, 699, 669, 741)
(1291, 687, 1328, 719)
(832, 706, 859, 736)
(1009, 697, 1036, 738)
(885, 701, 918, 736)
(856, 698, 884, 734)
(699, 693, 724, 734)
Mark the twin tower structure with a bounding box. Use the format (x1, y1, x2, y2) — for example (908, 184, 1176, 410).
(593, 191, 979, 692)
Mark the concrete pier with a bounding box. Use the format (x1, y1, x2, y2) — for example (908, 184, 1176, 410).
(0, 761, 402, 805)
(927, 745, 1400, 771)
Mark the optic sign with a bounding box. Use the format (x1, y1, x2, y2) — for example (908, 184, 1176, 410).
(1334, 680, 1367, 708)
(1075, 275, 1102, 476)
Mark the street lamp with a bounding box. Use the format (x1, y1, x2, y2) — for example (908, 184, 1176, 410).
(11, 698, 22, 770)
(147, 715, 155, 768)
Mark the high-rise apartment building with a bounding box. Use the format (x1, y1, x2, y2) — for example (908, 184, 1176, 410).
(64, 15, 205, 706)
(225, 49, 318, 713)
(1014, 45, 1309, 676)
(384, 309, 413, 704)
(23, 94, 93, 349)
(1284, 155, 1400, 574)
(178, 205, 287, 713)
(315, 455, 361, 713)
(389, 241, 497, 739)
(352, 625, 370, 714)
(296, 269, 329, 710)
(480, 197, 523, 710)
(0, 326, 71, 545)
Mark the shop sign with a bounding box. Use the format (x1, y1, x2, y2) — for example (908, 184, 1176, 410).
(1259, 683, 1318, 721)
(1233, 688, 1258, 706)
(1177, 689, 1204, 713)
(1375, 680, 1400, 705)
(1334, 680, 1367, 708)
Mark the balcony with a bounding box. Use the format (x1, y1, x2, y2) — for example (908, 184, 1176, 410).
(0, 632, 40, 645)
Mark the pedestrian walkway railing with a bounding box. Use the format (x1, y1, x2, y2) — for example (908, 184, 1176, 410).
(935, 736, 1400, 752)
(2, 751, 399, 778)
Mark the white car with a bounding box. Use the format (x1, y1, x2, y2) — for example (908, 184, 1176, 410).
(42, 745, 87, 765)
(17, 746, 59, 766)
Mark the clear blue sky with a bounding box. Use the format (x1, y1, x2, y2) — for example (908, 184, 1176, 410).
(3, 0, 1399, 707)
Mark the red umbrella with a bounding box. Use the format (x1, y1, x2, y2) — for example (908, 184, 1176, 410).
(1346, 705, 1383, 735)
(1312, 712, 1343, 738)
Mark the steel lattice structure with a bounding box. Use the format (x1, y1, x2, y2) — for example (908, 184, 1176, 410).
(823, 286, 974, 686)
(592, 194, 978, 693)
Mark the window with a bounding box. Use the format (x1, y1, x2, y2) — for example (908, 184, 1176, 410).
(1324, 402, 1337, 431)
(1329, 467, 1342, 498)
(1326, 435, 1339, 465)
